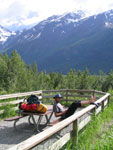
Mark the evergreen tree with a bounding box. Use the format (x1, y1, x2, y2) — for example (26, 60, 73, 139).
(0, 50, 112, 94)
(7, 50, 27, 92)
(0, 55, 8, 93)
(102, 70, 113, 91)
(66, 69, 77, 89)
(76, 69, 89, 89)
(31, 62, 39, 90)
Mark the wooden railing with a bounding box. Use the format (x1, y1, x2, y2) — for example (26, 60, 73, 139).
(0, 90, 42, 114)
(0, 89, 105, 115)
(0, 89, 110, 150)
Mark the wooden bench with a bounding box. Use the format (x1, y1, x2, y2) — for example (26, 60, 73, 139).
(4, 115, 28, 131)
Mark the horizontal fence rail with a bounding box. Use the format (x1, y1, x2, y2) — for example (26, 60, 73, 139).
(0, 89, 102, 114)
(0, 89, 107, 115)
(0, 90, 42, 100)
(0, 90, 42, 114)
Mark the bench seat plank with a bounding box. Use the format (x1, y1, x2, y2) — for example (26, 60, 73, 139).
(4, 116, 23, 121)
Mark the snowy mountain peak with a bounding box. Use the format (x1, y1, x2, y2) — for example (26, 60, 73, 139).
(0, 26, 16, 43)
(98, 9, 113, 22)
(40, 10, 86, 26)
(103, 9, 113, 28)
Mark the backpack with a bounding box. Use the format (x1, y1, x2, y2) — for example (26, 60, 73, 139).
(19, 95, 47, 113)
(27, 95, 41, 104)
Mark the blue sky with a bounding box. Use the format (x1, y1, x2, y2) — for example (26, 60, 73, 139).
(0, 0, 113, 30)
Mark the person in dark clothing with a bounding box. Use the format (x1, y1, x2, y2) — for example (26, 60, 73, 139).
(53, 94, 96, 119)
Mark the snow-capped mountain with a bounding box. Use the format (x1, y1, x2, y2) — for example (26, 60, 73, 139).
(0, 26, 16, 44)
(5, 10, 85, 44)
(104, 9, 113, 28)
(41, 10, 85, 24)
(1, 9, 113, 73)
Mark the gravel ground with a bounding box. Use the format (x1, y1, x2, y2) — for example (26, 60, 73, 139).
(0, 115, 55, 150)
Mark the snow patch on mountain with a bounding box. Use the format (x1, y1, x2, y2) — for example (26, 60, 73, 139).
(32, 32, 41, 40)
(61, 31, 66, 34)
(105, 22, 113, 28)
(0, 26, 16, 43)
(66, 18, 79, 23)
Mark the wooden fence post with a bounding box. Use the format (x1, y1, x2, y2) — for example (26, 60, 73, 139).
(107, 95, 110, 105)
(102, 100, 105, 112)
(66, 90, 68, 105)
(72, 119, 79, 145)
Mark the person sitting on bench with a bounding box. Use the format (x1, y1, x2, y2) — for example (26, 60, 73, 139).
(53, 94, 96, 119)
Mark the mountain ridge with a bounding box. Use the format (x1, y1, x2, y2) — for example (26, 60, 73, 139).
(1, 9, 113, 73)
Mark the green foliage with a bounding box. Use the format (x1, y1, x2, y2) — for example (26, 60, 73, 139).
(102, 70, 113, 91)
(65, 69, 77, 89)
(0, 104, 17, 120)
(0, 50, 113, 94)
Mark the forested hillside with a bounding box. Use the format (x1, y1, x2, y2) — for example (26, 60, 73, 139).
(0, 50, 113, 94)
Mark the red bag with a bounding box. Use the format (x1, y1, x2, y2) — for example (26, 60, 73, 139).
(20, 102, 48, 113)
(21, 103, 37, 112)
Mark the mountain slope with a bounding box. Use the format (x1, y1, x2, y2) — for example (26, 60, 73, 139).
(0, 26, 16, 50)
(2, 9, 113, 73)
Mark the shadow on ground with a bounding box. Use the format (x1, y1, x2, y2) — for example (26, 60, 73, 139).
(0, 116, 50, 150)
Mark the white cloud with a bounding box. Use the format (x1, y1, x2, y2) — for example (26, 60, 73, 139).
(77, 0, 113, 15)
(0, 0, 113, 30)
